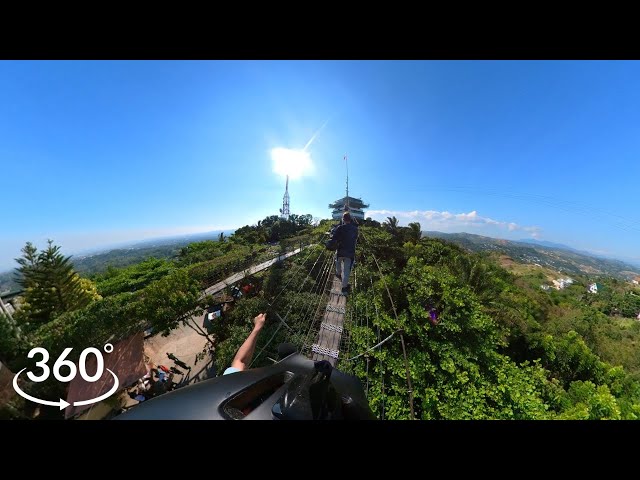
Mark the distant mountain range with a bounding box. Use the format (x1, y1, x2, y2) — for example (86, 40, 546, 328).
(517, 239, 582, 252)
(0, 230, 235, 295)
(68, 229, 236, 272)
(516, 238, 640, 266)
(423, 231, 640, 281)
(3, 228, 637, 295)
(72, 229, 236, 256)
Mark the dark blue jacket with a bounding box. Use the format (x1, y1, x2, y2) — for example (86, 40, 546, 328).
(334, 222, 358, 258)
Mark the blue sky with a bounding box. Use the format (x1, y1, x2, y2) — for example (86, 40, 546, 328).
(1, 60, 639, 271)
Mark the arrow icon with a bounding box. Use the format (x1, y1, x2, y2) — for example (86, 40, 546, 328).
(13, 368, 70, 410)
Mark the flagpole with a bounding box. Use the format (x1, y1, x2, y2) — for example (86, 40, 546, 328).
(344, 154, 349, 210)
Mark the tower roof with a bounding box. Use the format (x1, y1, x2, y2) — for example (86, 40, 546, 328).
(328, 196, 369, 210)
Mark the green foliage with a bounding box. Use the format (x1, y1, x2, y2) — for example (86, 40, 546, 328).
(72, 243, 185, 276)
(558, 381, 621, 420)
(530, 331, 607, 388)
(177, 240, 228, 266)
(596, 288, 640, 318)
(137, 268, 205, 337)
(423, 231, 639, 280)
(382, 216, 399, 236)
(406, 222, 422, 244)
(14, 240, 100, 328)
(6, 216, 640, 421)
(212, 296, 271, 372)
(187, 245, 254, 288)
(31, 291, 141, 359)
(346, 256, 551, 419)
(0, 313, 25, 366)
(29, 267, 210, 363)
(94, 257, 174, 296)
(340, 225, 640, 419)
(230, 214, 313, 245)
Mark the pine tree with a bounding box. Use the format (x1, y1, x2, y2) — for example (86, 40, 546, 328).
(14, 240, 98, 326)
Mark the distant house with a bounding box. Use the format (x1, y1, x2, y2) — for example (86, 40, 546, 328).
(552, 278, 573, 290)
(633, 277, 640, 285)
(588, 283, 603, 294)
(65, 332, 146, 420)
(637, 312, 640, 321)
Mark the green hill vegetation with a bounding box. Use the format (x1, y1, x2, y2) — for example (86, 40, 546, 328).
(2, 214, 640, 420)
(423, 231, 639, 281)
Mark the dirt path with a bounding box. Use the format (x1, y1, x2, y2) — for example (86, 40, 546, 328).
(143, 315, 214, 386)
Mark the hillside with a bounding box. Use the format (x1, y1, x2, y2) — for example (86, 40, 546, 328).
(0, 231, 233, 294)
(423, 231, 640, 281)
(3, 217, 640, 420)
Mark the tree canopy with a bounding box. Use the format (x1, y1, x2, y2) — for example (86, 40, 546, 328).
(14, 240, 100, 329)
(4, 215, 640, 420)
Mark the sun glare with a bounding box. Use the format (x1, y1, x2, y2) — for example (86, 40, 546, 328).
(270, 147, 314, 180)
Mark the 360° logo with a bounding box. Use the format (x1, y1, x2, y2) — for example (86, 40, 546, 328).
(12, 344, 119, 410)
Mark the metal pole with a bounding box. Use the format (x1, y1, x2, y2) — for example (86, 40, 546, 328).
(345, 154, 349, 210)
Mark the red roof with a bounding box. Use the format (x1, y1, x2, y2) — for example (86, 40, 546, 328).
(65, 332, 146, 419)
(0, 361, 17, 406)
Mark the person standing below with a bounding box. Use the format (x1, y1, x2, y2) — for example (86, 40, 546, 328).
(333, 211, 358, 295)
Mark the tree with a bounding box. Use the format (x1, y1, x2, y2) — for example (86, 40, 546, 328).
(218, 232, 226, 242)
(177, 240, 224, 265)
(0, 312, 24, 366)
(14, 240, 100, 327)
(362, 217, 381, 228)
(94, 257, 173, 296)
(346, 256, 551, 419)
(136, 268, 215, 345)
(383, 216, 399, 236)
(407, 222, 422, 244)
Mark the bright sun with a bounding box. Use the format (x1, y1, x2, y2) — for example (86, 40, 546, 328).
(270, 147, 314, 180)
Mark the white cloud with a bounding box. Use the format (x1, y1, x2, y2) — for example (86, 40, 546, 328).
(366, 209, 543, 238)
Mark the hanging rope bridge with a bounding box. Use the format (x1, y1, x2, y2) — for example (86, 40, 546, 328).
(216, 225, 416, 420)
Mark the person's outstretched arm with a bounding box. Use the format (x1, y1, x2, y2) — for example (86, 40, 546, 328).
(230, 313, 267, 371)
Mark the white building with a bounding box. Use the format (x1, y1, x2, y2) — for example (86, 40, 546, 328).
(329, 195, 369, 221)
(552, 278, 573, 290)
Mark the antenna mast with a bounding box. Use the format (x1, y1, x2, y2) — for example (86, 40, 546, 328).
(280, 175, 290, 219)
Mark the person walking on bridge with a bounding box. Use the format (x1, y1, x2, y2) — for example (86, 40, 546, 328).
(333, 211, 358, 295)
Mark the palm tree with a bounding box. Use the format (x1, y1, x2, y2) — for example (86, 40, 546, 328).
(408, 222, 422, 244)
(384, 216, 399, 235)
(451, 254, 492, 297)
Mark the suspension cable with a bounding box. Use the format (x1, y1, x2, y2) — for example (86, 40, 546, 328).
(300, 250, 336, 354)
(346, 330, 399, 361)
(298, 250, 335, 348)
(265, 247, 326, 331)
(268, 235, 323, 308)
(249, 248, 329, 367)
